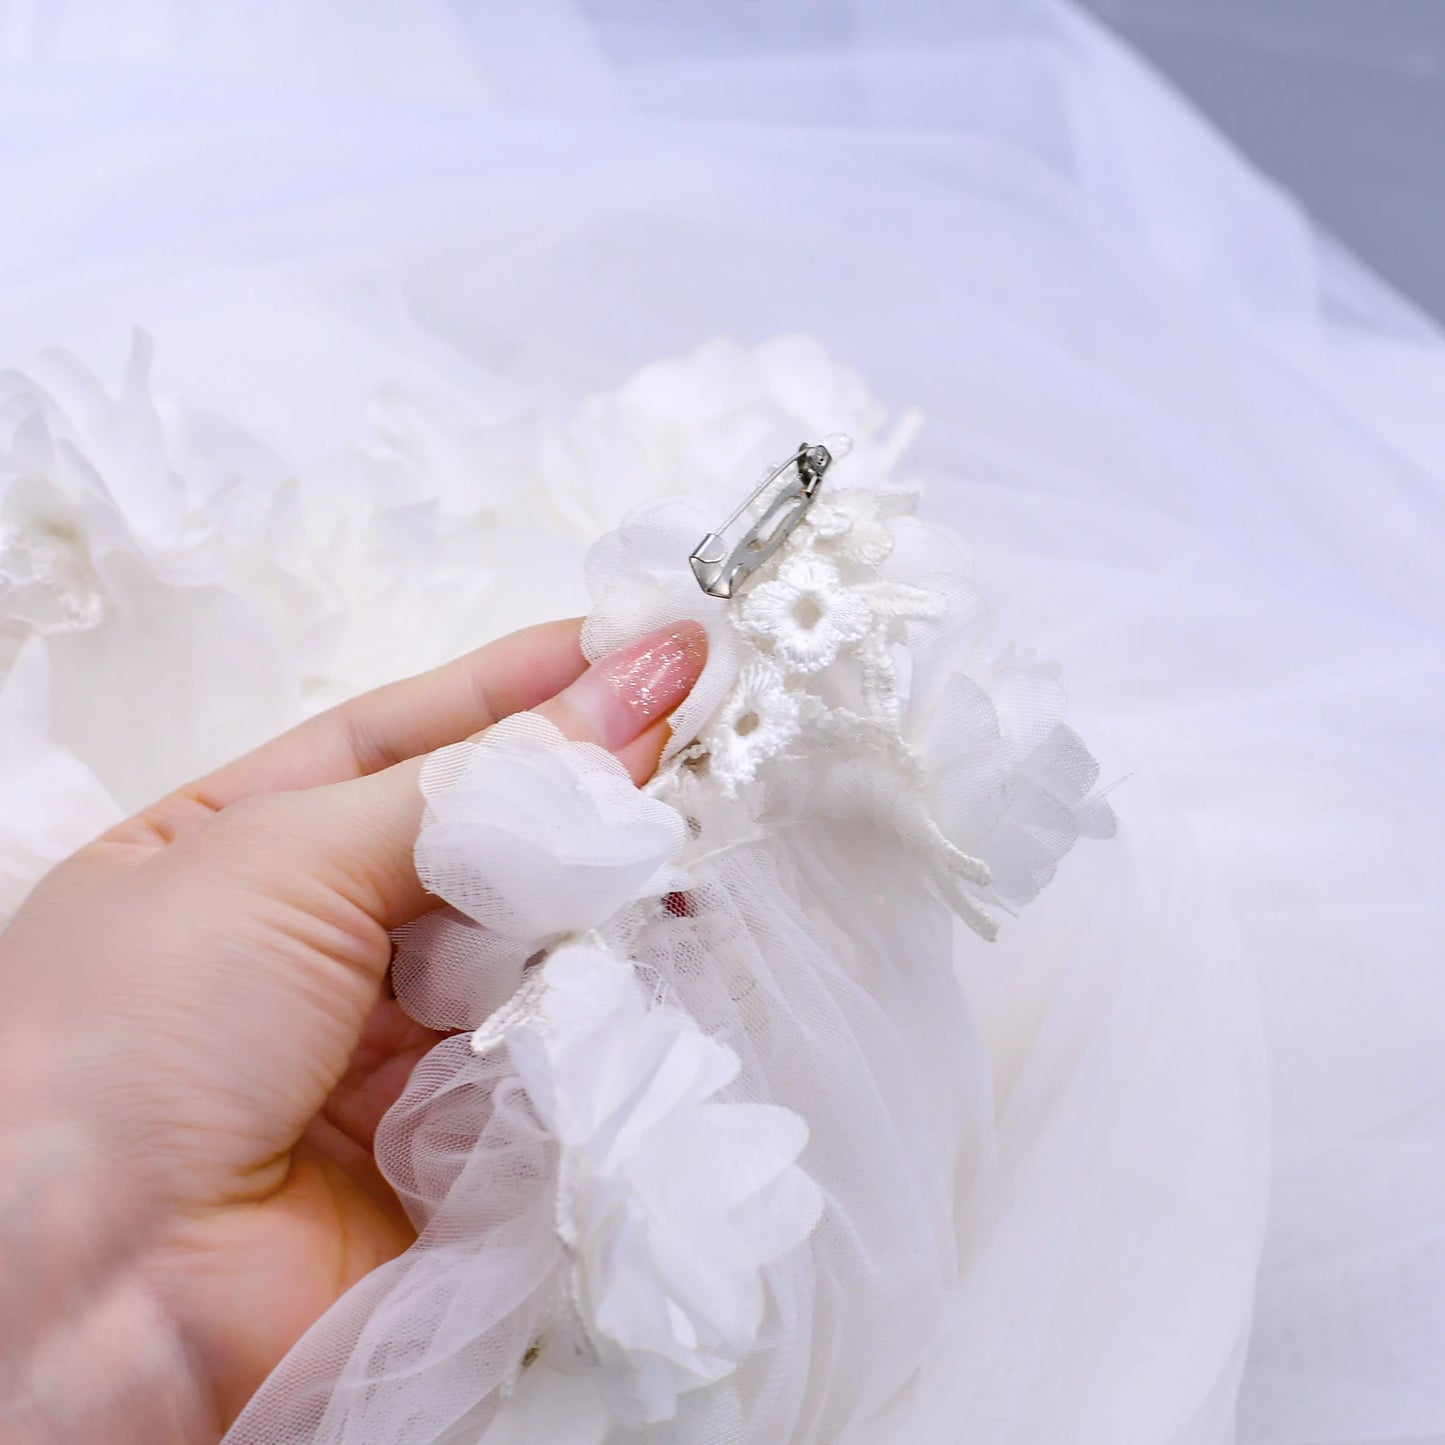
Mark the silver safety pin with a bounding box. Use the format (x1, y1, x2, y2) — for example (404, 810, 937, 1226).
(689, 441, 835, 599)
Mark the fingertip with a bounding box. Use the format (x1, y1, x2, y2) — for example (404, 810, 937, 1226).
(537, 621, 708, 755)
(616, 716, 674, 785)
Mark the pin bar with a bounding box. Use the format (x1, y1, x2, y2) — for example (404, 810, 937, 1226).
(689, 442, 833, 599)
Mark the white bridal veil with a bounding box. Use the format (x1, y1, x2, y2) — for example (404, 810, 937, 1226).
(1, 2, 1442, 1441)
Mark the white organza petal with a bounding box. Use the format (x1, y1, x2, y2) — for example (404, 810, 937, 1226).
(414, 712, 688, 946)
(511, 943, 822, 1417)
(631, 1102, 813, 1221)
(0, 638, 122, 920)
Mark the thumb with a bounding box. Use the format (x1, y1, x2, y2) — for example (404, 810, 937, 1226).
(256, 620, 708, 938)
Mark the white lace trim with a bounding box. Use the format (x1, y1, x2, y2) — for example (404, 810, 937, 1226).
(650, 458, 1113, 939)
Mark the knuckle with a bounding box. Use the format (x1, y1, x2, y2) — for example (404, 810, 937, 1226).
(205, 790, 309, 855)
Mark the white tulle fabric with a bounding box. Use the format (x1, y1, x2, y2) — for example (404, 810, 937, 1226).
(2, 1, 1443, 1440)
(224, 456, 1111, 1443)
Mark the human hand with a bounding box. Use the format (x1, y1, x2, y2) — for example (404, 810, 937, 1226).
(0, 617, 706, 1444)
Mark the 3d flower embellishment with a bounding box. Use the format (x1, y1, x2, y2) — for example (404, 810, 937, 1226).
(0, 509, 109, 652)
(506, 944, 823, 1426)
(415, 712, 689, 948)
(0, 333, 254, 593)
(908, 653, 1116, 912)
(0, 639, 122, 924)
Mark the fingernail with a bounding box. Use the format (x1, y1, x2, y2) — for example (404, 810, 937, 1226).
(561, 621, 708, 751)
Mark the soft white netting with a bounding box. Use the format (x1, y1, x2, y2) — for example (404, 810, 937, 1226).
(224, 470, 1110, 1443)
(225, 826, 994, 1444)
(4, 1, 1441, 1437)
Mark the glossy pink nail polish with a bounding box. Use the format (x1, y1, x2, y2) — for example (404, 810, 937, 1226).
(599, 622, 708, 736)
(558, 621, 708, 750)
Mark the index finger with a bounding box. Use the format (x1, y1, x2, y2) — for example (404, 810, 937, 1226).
(105, 619, 587, 852)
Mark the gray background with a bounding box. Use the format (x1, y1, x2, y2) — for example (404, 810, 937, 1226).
(1079, 0, 1445, 323)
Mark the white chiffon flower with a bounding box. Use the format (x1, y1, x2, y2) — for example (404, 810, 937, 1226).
(415, 713, 689, 947)
(738, 551, 873, 674)
(554, 335, 889, 535)
(0, 333, 267, 594)
(507, 944, 823, 1426)
(910, 649, 1116, 917)
(268, 391, 593, 713)
(0, 640, 122, 923)
(0, 511, 107, 662)
(0, 335, 297, 811)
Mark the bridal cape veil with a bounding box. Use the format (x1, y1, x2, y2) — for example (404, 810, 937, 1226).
(2, 2, 1443, 1442)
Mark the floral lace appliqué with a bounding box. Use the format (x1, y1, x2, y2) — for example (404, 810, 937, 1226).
(673, 459, 1112, 939)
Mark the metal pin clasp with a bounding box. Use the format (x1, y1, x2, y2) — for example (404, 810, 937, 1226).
(689, 441, 834, 599)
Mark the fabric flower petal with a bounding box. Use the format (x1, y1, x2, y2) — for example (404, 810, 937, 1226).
(415, 712, 689, 947)
(509, 943, 823, 1426)
(0, 638, 122, 921)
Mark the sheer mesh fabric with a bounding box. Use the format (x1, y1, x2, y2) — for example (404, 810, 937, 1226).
(224, 475, 1109, 1443)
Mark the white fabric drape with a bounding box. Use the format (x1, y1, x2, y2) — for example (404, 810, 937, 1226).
(1, 3, 1441, 1440)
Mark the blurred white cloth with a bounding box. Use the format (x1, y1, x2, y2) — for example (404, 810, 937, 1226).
(0, 2, 1442, 1441)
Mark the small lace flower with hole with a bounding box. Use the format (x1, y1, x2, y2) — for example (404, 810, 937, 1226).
(737, 552, 872, 675)
(704, 660, 802, 793)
